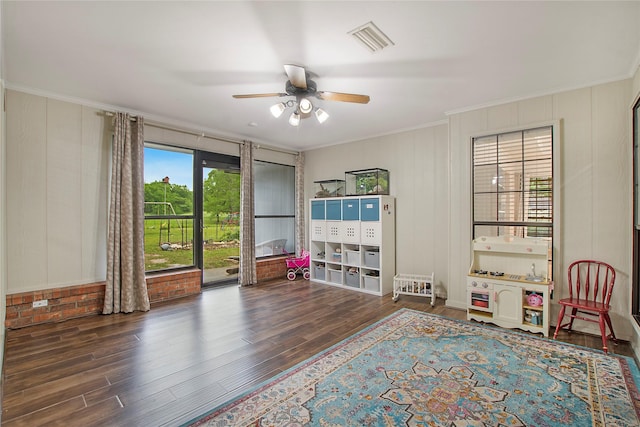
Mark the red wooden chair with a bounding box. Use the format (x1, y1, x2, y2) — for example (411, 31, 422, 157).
(553, 260, 617, 353)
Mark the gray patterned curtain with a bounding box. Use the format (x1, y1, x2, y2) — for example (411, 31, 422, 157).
(239, 141, 257, 286)
(104, 112, 150, 314)
(295, 152, 305, 256)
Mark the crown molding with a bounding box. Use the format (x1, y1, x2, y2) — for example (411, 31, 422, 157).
(445, 74, 633, 117)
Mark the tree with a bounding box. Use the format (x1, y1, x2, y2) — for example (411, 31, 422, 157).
(203, 170, 240, 239)
(144, 181, 193, 215)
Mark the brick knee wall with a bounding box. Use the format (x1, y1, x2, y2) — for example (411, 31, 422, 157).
(146, 269, 201, 302)
(5, 259, 300, 329)
(5, 282, 106, 329)
(5, 269, 202, 329)
(257, 256, 289, 282)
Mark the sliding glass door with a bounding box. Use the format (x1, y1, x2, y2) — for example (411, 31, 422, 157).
(195, 151, 241, 286)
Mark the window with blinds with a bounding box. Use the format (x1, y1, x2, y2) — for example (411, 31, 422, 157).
(472, 126, 553, 240)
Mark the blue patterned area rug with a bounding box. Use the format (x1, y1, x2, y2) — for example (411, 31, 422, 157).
(183, 308, 640, 426)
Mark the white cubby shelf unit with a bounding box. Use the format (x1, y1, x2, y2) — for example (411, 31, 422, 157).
(309, 195, 395, 296)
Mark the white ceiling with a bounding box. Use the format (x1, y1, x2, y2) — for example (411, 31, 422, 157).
(3, 1, 640, 151)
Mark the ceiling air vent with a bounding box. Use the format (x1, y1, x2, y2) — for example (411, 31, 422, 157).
(348, 21, 394, 53)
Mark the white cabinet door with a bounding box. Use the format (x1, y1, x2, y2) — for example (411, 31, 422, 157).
(341, 221, 361, 243)
(311, 221, 326, 241)
(326, 221, 342, 243)
(361, 222, 382, 245)
(494, 284, 521, 324)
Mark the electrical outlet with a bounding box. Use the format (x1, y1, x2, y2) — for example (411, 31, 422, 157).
(32, 300, 48, 308)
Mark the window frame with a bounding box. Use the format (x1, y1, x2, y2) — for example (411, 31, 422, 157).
(632, 96, 640, 321)
(253, 159, 296, 259)
(471, 124, 558, 281)
(143, 143, 196, 273)
(143, 143, 242, 277)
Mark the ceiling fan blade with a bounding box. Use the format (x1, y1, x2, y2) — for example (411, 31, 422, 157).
(232, 93, 287, 99)
(284, 64, 307, 90)
(317, 91, 370, 104)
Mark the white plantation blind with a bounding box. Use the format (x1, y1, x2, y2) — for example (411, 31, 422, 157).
(473, 127, 553, 239)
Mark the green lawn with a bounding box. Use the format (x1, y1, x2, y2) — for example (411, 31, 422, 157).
(144, 217, 239, 271)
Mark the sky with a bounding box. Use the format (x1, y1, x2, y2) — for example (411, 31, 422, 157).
(144, 147, 194, 190)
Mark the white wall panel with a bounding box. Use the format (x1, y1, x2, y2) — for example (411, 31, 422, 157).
(304, 125, 449, 297)
(6, 91, 111, 293)
(448, 109, 487, 308)
(517, 96, 553, 124)
(81, 107, 109, 282)
(1, 78, 7, 361)
(46, 99, 83, 285)
(631, 65, 640, 359)
(6, 91, 48, 292)
(144, 125, 240, 159)
(144, 124, 296, 165)
(487, 103, 519, 130)
(633, 65, 640, 99)
(553, 88, 593, 264)
(591, 80, 632, 325)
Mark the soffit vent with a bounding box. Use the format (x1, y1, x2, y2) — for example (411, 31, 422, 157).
(348, 21, 394, 53)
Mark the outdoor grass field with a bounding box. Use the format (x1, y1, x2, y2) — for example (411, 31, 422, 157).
(144, 217, 239, 272)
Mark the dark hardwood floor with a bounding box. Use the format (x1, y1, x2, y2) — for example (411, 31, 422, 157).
(1, 279, 635, 426)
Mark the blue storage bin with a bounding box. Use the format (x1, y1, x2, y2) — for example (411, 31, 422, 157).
(360, 198, 380, 221)
(311, 200, 325, 220)
(326, 200, 342, 220)
(342, 199, 360, 221)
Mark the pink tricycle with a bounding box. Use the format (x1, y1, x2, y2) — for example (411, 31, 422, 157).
(285, 249, 310, 281)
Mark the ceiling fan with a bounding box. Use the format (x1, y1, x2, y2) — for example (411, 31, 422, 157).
(232, 64, 370, 126)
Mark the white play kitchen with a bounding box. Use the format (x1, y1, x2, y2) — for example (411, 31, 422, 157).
(467, 236, 553, 336)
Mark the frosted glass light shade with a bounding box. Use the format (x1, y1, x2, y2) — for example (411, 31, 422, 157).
(315, 108, 329, 123)
(270, 103, 286, 118)
(289, 111, 300, 126)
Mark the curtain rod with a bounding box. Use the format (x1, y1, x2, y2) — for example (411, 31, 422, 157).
(103, 111, 299, 156)
(103, 110, 137, 122)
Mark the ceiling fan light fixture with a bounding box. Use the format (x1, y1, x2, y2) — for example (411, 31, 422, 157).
(315, 108, 329, 124)
(299, 98, 313, 114)
(270, 102, 286, 118)
(289, 111, 300, 126)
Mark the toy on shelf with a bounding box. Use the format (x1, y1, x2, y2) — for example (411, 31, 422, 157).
(527, 292, 543, 307)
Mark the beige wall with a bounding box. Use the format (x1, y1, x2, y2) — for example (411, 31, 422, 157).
(448, 79, 633, 341)
(6, 90, 112, 294)
(1, 82, 6, 368)
(630, 64, 640, 358)
(1, 3, 6, 368)
(3, 89, 297, 296)
(304, 124, 450, 297)
(305, 78, 637, 343)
